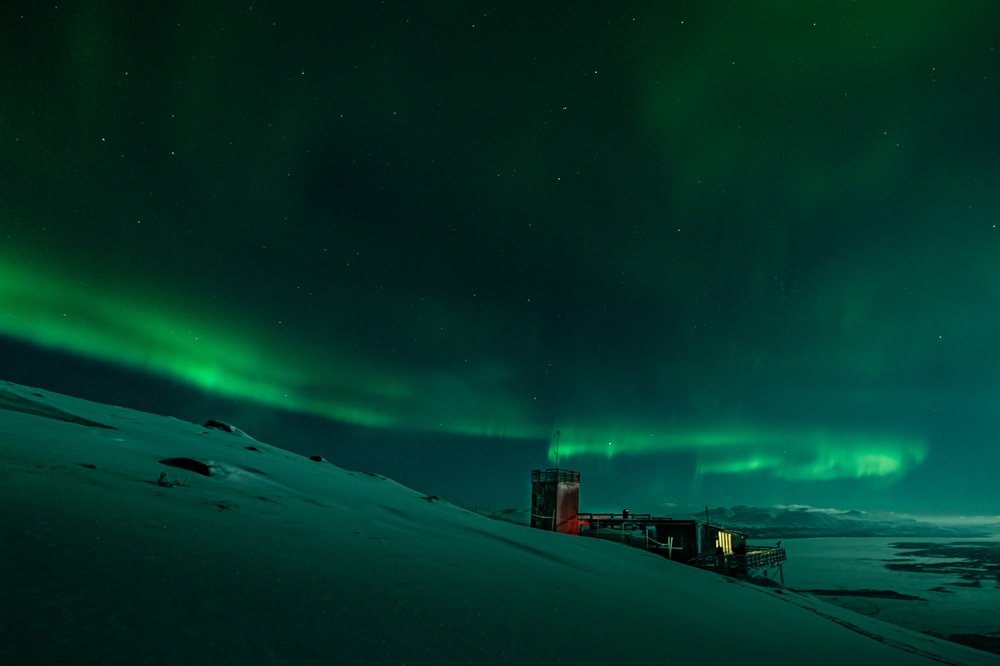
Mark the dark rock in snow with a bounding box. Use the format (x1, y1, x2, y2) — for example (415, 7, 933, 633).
(159, 457, 213, 476)
(203, 419, 236, 432)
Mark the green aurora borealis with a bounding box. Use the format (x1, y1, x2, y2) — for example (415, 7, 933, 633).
(3, 2, 1000, 513)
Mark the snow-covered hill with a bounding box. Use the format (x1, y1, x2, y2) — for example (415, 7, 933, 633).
(2, 379, 997, 665)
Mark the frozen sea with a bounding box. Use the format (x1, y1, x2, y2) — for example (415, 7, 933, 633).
(763, 537, 1000, 650)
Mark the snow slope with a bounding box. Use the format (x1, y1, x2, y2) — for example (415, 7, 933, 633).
(1, 380, 997, 665)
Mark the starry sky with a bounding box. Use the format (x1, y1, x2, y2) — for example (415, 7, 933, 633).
(3, 1, 1000, 516)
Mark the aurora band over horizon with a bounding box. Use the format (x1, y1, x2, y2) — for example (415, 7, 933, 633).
(1, 255, 928, 486)
(548, 427, 928, 482)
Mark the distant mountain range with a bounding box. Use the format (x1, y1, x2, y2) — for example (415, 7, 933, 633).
(479, 504, 999, 538)
(694, 505, 999, 539)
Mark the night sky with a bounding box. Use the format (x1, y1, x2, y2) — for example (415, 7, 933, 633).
(3, 2, 1000, 516)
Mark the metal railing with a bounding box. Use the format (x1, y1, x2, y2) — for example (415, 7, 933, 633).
(698, 547, 786, 571)
(744, 546, 787, 568)
(531, 468, 580, 483)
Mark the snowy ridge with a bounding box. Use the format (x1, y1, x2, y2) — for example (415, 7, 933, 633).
(1, 379, 998, 665)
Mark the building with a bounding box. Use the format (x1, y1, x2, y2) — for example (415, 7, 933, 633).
(577, 512, 785, 581)
(529, 468, 786, 581)
(529, 468, 580, 534)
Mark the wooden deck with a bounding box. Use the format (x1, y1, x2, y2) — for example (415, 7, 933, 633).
(698, 546, 787, 578)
